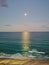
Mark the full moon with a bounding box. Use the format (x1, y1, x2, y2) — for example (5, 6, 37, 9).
(24, 12, 27, 16)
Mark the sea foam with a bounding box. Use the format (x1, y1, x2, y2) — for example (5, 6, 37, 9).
(0, 49, 49, 60)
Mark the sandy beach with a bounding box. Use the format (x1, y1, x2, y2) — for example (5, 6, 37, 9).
(0, 58, 49, 65)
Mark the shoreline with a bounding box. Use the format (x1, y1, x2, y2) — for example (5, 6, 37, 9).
(0, 58, 49, 65)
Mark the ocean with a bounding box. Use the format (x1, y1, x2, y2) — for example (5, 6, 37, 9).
(0, 32, 49, 59)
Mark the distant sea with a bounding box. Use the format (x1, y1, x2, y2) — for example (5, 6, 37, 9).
(0, 32, 49, 59)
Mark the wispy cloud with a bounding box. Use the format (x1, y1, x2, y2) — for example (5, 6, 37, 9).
(41, 25, 49, 29)
(0, 24, 49, 32)
(4, 24, 12, 27)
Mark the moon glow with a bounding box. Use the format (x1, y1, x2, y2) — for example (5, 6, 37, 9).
(24, 13, 27, 16)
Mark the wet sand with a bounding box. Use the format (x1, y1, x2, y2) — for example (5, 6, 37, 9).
(0, 58, 49, 65)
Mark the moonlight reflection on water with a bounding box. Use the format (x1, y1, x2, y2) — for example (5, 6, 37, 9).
(22, 32, 30, 53)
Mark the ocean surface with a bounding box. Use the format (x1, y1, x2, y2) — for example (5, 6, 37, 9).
(0, 32, 49, 59)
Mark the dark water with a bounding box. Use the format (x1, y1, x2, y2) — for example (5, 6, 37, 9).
(0, 32, 49, 59)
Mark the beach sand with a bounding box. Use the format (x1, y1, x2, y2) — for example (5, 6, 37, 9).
(0, 58, 49, 65)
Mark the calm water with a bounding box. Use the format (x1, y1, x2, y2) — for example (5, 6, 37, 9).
(0, 32, 49, 59)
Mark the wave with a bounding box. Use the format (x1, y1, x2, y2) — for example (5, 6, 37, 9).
(28, 49, 45, 54)
(0, 49, 49, 60)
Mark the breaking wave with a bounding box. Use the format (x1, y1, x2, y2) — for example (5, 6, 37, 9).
(0, 49, 49, 60)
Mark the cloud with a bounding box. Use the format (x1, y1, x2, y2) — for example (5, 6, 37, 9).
(41, 25, 49, 30)
(0, 24, 49, 32)
(4, 24, 12, 27)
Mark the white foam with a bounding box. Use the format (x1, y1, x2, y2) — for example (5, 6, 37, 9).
(0, 49, 49, 60)
(0, 53, 28, 59)
(44, 56, 49, 59)
(10, 53, 28, 59)
(28, 55, 36, 59)
(28, 49, 38, 53)
(28, 49, 45, 54)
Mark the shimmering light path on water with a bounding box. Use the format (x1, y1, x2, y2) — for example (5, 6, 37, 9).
(22, 32, 30, 55)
